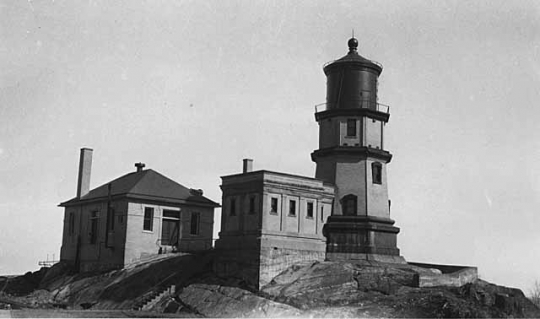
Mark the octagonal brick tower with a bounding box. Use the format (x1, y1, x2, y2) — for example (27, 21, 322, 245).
(312, 38, 405, 263)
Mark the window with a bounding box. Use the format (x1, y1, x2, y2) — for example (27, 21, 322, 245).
(163, 210, 180, 219)
(89, 211, 99, 244)
(270, 197, 278, 214)
(372, 162, 382, 184)
(346, 119, 356, 137)
(342, 195, 357, 216)
(307, 202, 314, 219)
(321, 206, 324, 222)
(162, 209, 180, 245)
(68, 212, 75, 236)
(230, 198, 236, 216)
(249, 196, 256, 215)
(289, 200, 296, 216)
(143, 207, 154, 231)
(190, 212, 200, 235)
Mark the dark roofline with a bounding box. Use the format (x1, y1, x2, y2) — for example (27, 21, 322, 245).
(221, 169, 332, 186)
(59, 192, 220, 208)
(59, 168, 220, 208)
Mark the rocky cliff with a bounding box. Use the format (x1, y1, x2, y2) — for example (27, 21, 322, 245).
(1, 253, 538, 318)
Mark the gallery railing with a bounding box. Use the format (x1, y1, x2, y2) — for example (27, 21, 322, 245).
(315, 100, 390, 114)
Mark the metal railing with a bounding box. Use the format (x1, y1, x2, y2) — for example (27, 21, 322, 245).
(37, 254, 59, 267)
(315, 100, 390, 114)
(38, 260, 59, 267)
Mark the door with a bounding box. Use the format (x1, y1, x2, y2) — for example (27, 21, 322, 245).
(161, 219, 179, 246)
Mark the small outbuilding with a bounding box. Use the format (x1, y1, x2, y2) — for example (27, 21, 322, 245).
(59, 148, 219, 272)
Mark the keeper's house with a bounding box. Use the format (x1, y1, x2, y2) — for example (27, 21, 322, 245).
(59, 148, 219, 272)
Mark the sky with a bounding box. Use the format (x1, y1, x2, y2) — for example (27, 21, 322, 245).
(1, 0, 539, 294)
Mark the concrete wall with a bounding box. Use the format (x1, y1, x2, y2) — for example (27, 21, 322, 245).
(259, 246, 325, 287)
(409, 262, 479, 288)
(220, 178, 264, 234)
(124, 201, 214, 265)
(60, 198, 215, 271)
(318, 158, 389, 219)
(334, 161, 368, 216)
(318, 199, 332, 233)
(60, 199, 129, 272)
(319, 118, 338, 149)
(366, 159, 390, 218)
(221, 193, 262, 233)
(364, 118, 383, 149)
(124, 202, 175, 264)
(262, 192, 282, 232)
(220, 171, 333, 239)
(260, 174, 334, 238)
(283, 195, 299, 233)
(339, 117, 361, 146)
(314, 158, 336, 185)
(216, 171, 334, 289)
(214, 232, 327, 290)
(320, 116, 370, 149)
(222, 196, 239, 232)
(177, 205, 214, 252)
(319, 116, 385, 149)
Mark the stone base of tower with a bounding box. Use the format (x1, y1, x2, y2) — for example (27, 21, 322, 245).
(323, 215, 406, 264)
(214, 231, 326, 290)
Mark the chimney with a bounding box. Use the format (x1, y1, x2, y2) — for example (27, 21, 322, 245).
(243, 158, 253, 173)
(190, 188, 204, 196)
(135, 162, 146, 172)
(77, 148, 93, 199)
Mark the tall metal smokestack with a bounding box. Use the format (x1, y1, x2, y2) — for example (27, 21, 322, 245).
(77, 148, 93, 199)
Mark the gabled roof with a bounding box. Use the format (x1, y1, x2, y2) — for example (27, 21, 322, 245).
(60, 169, 220, 208)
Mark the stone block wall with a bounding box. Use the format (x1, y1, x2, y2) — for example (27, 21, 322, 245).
(409, 262, 479, 288)
(259, 246, 325, 287)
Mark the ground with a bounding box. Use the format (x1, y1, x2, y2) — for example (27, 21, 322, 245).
(0, 252, 538, 318)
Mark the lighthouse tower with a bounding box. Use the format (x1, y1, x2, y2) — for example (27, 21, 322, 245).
(312, 38, 404, 263)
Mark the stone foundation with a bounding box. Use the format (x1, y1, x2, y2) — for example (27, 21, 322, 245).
(408, 262, 478, 287)
(324, 215, 403, 261)
(326, 252, 406, 264)
(259, 247, 325, 287)
(214, 233, 326, 289)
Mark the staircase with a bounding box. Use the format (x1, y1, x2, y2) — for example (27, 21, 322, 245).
(133, 285, 176, 311)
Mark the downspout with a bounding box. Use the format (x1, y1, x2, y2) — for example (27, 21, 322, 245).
(75, 204, 83, 272)
(105, 183, 111, 248)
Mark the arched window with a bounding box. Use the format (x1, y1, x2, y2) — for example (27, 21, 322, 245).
(341, 194, 357, 216)
(372, 162, 382, 184)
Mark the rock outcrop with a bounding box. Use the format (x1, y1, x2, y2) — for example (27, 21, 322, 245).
(1, 253, 539, 318)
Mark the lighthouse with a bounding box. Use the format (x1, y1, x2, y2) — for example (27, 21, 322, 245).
(312, 38, 405, 263)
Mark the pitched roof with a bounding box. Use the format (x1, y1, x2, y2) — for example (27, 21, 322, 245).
(60, 169, 220, 208)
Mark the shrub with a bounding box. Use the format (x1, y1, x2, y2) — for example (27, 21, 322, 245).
(529, 280, 540, 308)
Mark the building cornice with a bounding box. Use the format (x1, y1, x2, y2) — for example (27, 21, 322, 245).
(315, 108, 390, 122)
(323, 215, 400, 234)
(311, 146, 393, 163)
(59, 193, 220, 208)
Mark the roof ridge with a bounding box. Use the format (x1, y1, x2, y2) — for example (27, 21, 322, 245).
(143, 169, 194, 192)
(123, 169, 151, 194)
(61, 168, 220, 208)
(78, 171, 138, 200)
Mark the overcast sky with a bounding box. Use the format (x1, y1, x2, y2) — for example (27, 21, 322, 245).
(1, 0, 539, 294)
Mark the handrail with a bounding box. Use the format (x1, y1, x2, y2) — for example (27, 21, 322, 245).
(38, 260, 59, 267)
(314, 100, 390, 114)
